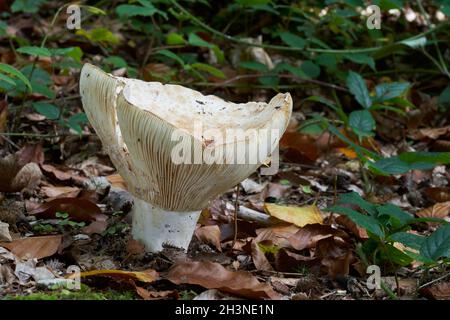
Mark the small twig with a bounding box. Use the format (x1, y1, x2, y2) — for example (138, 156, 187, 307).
(418, 272, 450, 290)
(230, 184, 240, 252)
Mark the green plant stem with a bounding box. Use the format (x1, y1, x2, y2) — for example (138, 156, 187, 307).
(169, 0, 449, 54)
(416, 0, 450, 78)
(380, 281, 399, 300)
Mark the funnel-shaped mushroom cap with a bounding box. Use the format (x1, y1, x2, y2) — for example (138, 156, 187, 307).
(80, 63, 292, 211)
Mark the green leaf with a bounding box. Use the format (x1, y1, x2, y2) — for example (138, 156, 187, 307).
(300, 61, 320, 78)
(156, 50, 185, 66)
(383, 244, 413, 266)
(372, 152, 450, 175)
(346, 71, 372, 109)
(50, 47, 83, 62)
(239, 61, 268, 72)
(344, 53, 376, 71)
(104, 56, 128, 68)
(326, 205, 385, 238)
(374, 82, 410, 102)
(82, 5, 106, 15)
(17, 46, 52, 57)
(336, 192, 378, 216)
(76, 28, 119, 45)
(166, 32, 186, 45)
(376, 204, 414, 229)
(348, 110, 375, 139)
(191, 63, 225, 78)
(32, 102, 60, 120)
(401, 36, 427, 48)
(258, 75, 279, 86)
(279, 32, 305, 49)
(389, 232, 424, 251)
(0, 63, 32, 92)
(11, 0, 46, 13)
(420, 225, 450, 261)
(439, 86, 450, 104)
(116, 4, 157, 17)
(188, 33, 213, 48)
(67, 113, 88, 134)
(0, 73, 17, 86)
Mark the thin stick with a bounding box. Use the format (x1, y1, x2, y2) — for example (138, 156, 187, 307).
(230, 184, 240, 252)
(418, 272, 450, 290)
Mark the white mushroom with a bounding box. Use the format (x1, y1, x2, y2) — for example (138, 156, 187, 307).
(80, 63, 292, 252)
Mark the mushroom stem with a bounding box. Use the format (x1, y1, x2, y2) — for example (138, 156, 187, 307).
(131, 197, 201, 252)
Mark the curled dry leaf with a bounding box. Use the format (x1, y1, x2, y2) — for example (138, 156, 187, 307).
(167, 261, 280, 300)
(255, 225, 299, 248)
(195, 225, 222, 252)
(416, 202, 450, 219)
(0, 235, 62, 260)
(0, 153, 42, 193)
(29, 197, 106, 222)
(41, 164, 87, 185)
(68, 269, 159, 283)
(410, 126, 450, 140)
(264, 203, 323, 227)
(288, 223, 347, 250)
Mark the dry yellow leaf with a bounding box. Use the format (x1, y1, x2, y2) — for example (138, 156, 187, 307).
(264, 203, 323, 227)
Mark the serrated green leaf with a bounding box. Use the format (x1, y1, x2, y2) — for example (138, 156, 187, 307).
(346, 71, 372, 109)
(348, 110, 375, 139)
(376, 204, 414, 227)
(374, 82, 410, 102)
(420, 225, 450, 261)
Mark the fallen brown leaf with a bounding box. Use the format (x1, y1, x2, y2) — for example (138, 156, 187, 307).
(0, 235, 62, 260)
(136, 287, 178, 300)
(288, 224, 346, 250)
(251, 240, 274, 271)
(41, 186, 81, 198)
(335, 215, 369, 239)
(423, 187, 450, 203)
(167, 261, 280, 299)
(195, 225, 222, 252)
(420, 282, 450, 300)
(416, 202, 450, 219)
(29, 197, 106, 222)
(0, 153, 42, 193)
